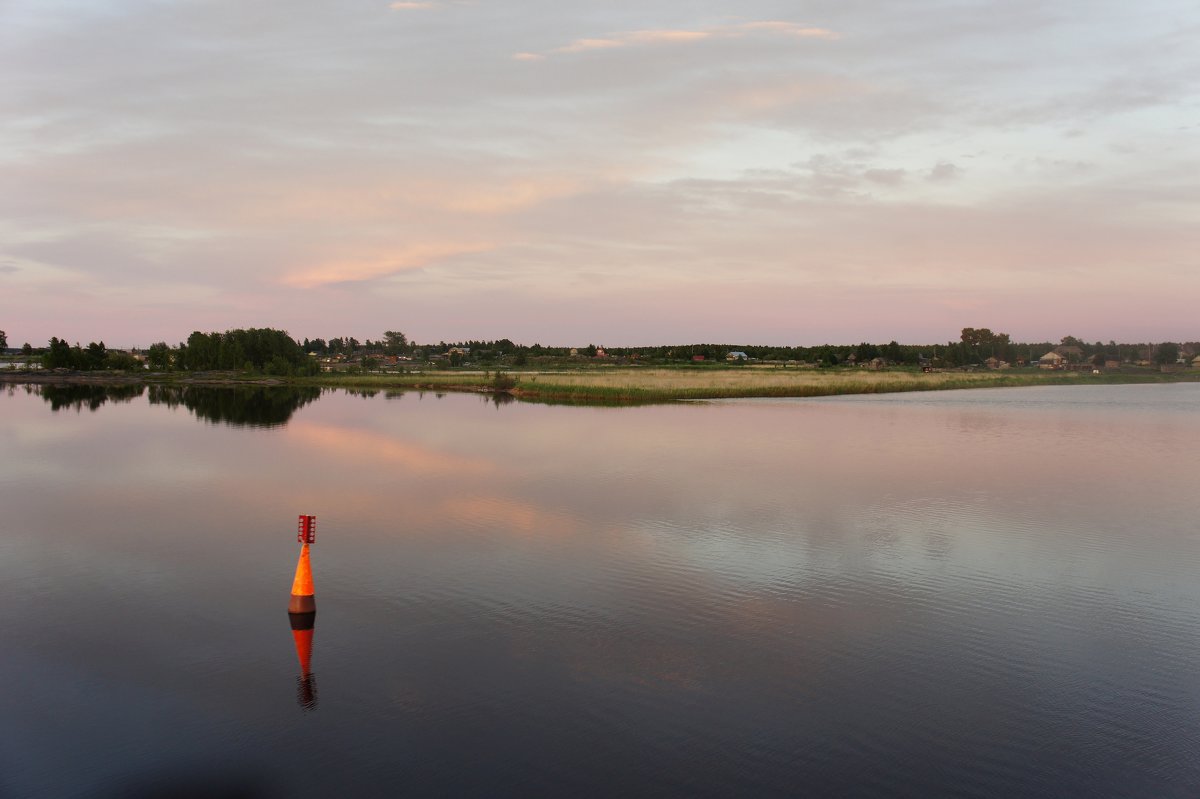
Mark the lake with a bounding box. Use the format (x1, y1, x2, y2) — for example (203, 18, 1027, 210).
(3, 381, 1200, 798)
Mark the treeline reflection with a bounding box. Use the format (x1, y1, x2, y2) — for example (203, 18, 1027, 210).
(37, 383, 145, 412)
(36, 384, 321, 427)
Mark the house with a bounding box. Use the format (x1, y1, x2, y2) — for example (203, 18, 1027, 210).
(1054, 345, 1084, 362)
(1039, 351, 1064, 369)
(726, 351, 749, 362)
(1192, 355, 1200, 369)
(692, 355, 705, 362)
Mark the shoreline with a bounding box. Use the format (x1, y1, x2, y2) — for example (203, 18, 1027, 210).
(4, 367, 1199, 406)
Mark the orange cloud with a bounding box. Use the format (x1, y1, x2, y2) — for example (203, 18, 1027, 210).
(437, 177, 581, 214)
(552, 30, 708, 54)
(555, 37, 626, 53)
(734, 21, 839, 39)
(524, 20, 836, 60)
(282, 242, 493, 288)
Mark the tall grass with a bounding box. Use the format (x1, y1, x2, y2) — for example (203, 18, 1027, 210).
(288, 368, 1200, 405)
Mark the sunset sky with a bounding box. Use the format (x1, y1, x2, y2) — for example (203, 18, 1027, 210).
(3, 0, 1197, 347)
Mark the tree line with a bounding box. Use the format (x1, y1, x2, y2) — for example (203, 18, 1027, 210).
(11, 326, 1196, 372)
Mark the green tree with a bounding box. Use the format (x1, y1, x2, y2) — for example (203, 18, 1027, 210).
(43, 337, 73, 369)
(1156, 342, 1180, 365)
(104, 351, 140, 371)
(383, 331, 407, 355)
(146, 342, 172, 371)
(855, 342, 880, 362)
(0, 330, 7, 349)
(85, 341, 107, 370)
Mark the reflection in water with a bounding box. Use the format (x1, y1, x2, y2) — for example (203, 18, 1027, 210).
(38, 383, 145, 412)
(289, 614, 317, 711)
(486, 392, 515, 408)
(146, 385, 320, 427)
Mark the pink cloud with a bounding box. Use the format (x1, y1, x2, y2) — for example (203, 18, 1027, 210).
(282, 242, 493, 288)
(526, 20, 837, 60)
(734, 21, 839, 39)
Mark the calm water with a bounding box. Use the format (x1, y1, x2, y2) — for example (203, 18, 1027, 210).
(3, 382, 1200, 798)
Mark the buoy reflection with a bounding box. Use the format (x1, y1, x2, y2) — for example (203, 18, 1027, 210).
(290, 611, 317, 710)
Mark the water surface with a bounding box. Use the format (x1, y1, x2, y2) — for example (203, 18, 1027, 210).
(3, 382, 1200, 797)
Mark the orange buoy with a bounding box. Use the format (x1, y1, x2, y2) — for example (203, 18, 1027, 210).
(289, 515, 317, 617)
(288, 542, 316, 615)
(288, 515, 318, 709)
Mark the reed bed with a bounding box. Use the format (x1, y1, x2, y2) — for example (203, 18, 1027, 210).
(295, 367, 1197, 405)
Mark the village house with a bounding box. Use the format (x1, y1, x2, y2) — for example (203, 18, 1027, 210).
(1039, 351, 1064, 369)
(1053, 345, 1084, 362)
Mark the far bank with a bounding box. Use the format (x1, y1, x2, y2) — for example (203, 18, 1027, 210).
(4, 365, 1199, 406)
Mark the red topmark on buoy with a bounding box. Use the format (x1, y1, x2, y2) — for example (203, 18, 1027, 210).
(297, 515, 316, 544)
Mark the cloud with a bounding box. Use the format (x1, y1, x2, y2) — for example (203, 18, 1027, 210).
(928, 163, 962, 181)
(732, 21, 839, 39)
(524, 20, 837, 60)
(282, 242, 494, 288)
(554, 37, 630, 53)
(863, 168, 906, 185)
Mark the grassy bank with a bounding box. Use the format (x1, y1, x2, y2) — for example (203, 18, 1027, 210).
(300, 366, 1200, 404)
(489, 368, 1200, 404)
(6, 365, 1198, 405)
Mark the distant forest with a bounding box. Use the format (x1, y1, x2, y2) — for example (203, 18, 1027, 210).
(6, 326, 1196, 374)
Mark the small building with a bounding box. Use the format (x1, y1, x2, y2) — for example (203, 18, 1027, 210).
(726, 351, 749, 362)
(1039, 351, 1064, 369)
(692, 355, 706, 362)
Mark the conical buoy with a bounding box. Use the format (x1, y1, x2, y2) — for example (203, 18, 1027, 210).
(289, 515, 317, 617)
(290, 515, 318, 709)
(288, 543, 316, 615)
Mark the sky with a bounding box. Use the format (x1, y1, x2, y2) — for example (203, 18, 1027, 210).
(2, 0, 1198, 348)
